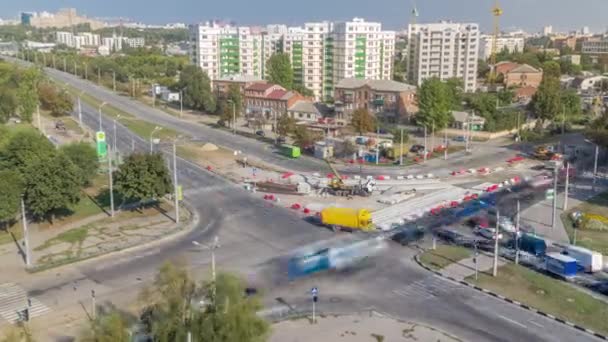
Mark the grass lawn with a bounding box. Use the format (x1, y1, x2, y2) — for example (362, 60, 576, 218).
(466, 263, 608, 336)
(419, 245, 471, 271)
(561, 191, 608, 255)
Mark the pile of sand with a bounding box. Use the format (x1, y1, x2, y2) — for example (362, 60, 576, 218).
(201, 143, 219, 152)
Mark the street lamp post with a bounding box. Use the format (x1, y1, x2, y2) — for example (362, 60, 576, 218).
(227, 100, 236, 135)
(21, 197, 31, 268)
(112, 71, 116, 92)
(77, 90, 85, 127)
(493, 210, 500, 277)
(108, 145, 115, 218)
(150, 126, 162, 152)
(173, 142, 180, 224)
(192, 236, 220, 301)
(98, 102, 107, 131)
(113, 115, 121, 151)
(593, 144, 599, 192)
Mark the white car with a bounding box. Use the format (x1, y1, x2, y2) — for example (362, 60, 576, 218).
(498, 217, 516, 233)
(474, 227, 503, 240)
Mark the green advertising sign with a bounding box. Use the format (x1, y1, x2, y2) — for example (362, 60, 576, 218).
(96, 131, 107, 159)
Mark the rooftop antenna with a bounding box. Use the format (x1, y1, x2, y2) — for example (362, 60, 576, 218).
(410, 0, 419, 25)
(488, 0, 503, 85)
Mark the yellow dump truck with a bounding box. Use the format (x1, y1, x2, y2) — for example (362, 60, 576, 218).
(320, 207, 374, 232)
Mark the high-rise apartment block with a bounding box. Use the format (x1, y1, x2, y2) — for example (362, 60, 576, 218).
(479, 34, 524, 60)
(189, 18, 395, 101)
(407, 21, 479, 92)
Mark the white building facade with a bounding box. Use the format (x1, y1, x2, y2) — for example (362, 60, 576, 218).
(407, 21, 480, 92)
(479, 34, 524, 60)
(189, 18, 395, 101)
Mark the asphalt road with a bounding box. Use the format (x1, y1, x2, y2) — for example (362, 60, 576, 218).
(2, 58, 602, 341)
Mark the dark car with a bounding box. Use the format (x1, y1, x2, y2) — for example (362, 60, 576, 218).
(409, 144, 425, 153)
(391, 228, 424, 246)
(255, 130, 265, 137)
(435, 228, 463, 244)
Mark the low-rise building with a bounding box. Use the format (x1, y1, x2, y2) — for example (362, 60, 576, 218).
(451, 111, 485, 131)
(504, 64, 543, 88)
(213, 74, 265, 98)
(244, 83, 307, 120)
(582, 38, 608, 55)
(334, 78, 417, 123)
(560, 54, 581, 65)
(287, 100, 322, 122)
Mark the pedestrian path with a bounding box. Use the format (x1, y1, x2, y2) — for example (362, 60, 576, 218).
(441, 253, 505, 281)
(0, 283, 50, 324)
(392, 275, 465, 301)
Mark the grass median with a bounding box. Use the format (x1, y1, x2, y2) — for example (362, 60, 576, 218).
(466, 263, 608, 336)
(561, 190, 608, 255)
(62, 82, 179, 141)
(418, 245, 471, 271)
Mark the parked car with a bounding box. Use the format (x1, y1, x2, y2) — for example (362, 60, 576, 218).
(469, 216, 489, 229)
(474, 227, 503, 240)
(255, 130, 265, 137)
(409, 144, 425, 153)
(391, 228, 424, 246)
(435, 228, 463, 243)
(453, 135, 467, 142)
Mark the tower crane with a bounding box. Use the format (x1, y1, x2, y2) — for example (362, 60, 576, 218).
(488, 0, 503, 85)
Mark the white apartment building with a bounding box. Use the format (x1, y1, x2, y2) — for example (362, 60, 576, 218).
(190, 18, 395, 101)
(55, 31, 100, 49)
(479, 34, 524, 60)
(125, 37, 145, 48)
(408, 21, 480, 92)
(189, 23, 264, 80)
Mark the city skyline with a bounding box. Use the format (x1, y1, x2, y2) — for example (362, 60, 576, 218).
(3, 0, 608, 34)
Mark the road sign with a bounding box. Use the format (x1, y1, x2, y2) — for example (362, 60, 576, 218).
(545, 189, 555, 200)
(96, 131, 107, 159)
(177, 185, 183, 201)
(311, 287, 318, 296)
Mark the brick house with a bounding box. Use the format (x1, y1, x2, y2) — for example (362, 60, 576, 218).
(504, 64, 543, 88)
(334, 78, 417, 123)
(244, 82, 308, 121)
(213, 74, 265, 98)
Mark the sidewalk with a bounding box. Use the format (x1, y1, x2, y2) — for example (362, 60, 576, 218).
(440, 253, 505, 281)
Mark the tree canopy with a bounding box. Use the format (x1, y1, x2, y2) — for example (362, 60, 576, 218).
(350, 108, 376, 134)
(114, 153, 172, 203)
(38, 83, 74, 117)
(531, 67, 562, 125)
(219, 84, 243, 124)
(0, 170, 23, 224)
(266, 53, 294, 90)
(416, 77, 452, 129)
(276, 113, 296, 137)
(177, 65, 216, 113)
(60, 142, 99, 186)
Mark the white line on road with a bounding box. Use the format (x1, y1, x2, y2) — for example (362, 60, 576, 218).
(529, 320, 544, 328)
(498, 314, 527, 329)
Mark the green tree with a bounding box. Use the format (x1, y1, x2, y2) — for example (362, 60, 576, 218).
(391, 129, 410, 144)
(477, 59, 490, 79)
(79, 312, 131, 342)
(266, 53, 294, 89)
(0, 170, 23, 224)
(191, 272, 269, 342)
(542, 61, 561, 79)
(38, 84, 74, 117)
(292, 126, 316, 148)
(351, 108, 376, 134)
(15, 67, 41, 123)
(445, 78, 464, 110)
(219, 84, 243, 123)
(0, 130, 55, 174)
(497, 89, 514, 106)
(276, 113, 296, 137)
(0, 88, 17, 123)
(416, 78, 452, 129)
(177, 65, 216, 113)
(114, 153, 172, 203)
(531, 70, 562, 125)
(293, 84, 314, 97)
(60, 143, 98, 186)
(561, 90, 582, 118)
(23, 153, 81, 221)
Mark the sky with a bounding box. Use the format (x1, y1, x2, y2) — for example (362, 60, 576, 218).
(3, 0, 608, 34)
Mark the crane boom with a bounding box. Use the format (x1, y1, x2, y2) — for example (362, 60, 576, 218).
(324, 159, 345, 186)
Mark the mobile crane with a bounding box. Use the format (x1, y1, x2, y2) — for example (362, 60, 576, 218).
(323, 159, 375, 197)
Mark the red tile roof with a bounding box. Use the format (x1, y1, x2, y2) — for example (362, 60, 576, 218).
(246, 82, 276, 92)
(515, 85, 538, 98)
(266, 89, 288, 100)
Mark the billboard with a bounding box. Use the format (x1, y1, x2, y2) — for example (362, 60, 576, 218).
(96, 131, 107, 159)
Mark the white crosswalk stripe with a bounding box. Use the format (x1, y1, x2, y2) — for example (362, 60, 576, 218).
(0, 283, 50, 324)
(392, 276, 464, 301)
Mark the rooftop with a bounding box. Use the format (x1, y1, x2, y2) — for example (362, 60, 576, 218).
(288, 100, 319, 114)
(215, 74, 265, 83)
(510, 64, 542, 74)
(245, 82, 278, 92)
(335, 78, 417, 92)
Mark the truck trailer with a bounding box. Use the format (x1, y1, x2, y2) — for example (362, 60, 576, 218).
(279, 144, 301, 158)
(545, 253, 578, 279)
(563, 245, 603, 273)
(320, 207, 373, 232)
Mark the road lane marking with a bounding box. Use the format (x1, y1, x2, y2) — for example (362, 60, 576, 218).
(530, 320, 544, 328)
(498, 314, 527, 328)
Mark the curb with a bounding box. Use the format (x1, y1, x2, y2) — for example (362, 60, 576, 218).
(27, 199, 202, 274)
(413, 254, 607, 340)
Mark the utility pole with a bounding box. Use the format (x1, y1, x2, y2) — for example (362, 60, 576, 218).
(232, 101, 236, 135)
(63, 57, 66, 72)
(375, 125, 380, 165)
(515, 199, 520, 265)
(91, 290, 96, 320)
(423, 125, 427, 163)
(474, 241, 478, 281)
(431, 120, 435, 153)
(74, 61, 77, 76)
(551, 167, 558, 229)
(21, 197, 31, 268)
(173, 143, 180, 224)
(108, 147, 115, 218)
(179, 90, 183, 117)
(564, 162, 570, 210)
(97, 68, 101, 84)
(52, 55, 56, 69)
(84, 63, 88, 80)
(593, 144, 599, 192)
(444, 128, 448, 160)
(562, 104, 566, 135)
(112, 71, 116, 92)
(77, 95, 82, 127)
(36, 105, 42, 134)
(493, 210, 500, 277)
(399, 127, 404, 166)
(113, 116, 120, 150)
